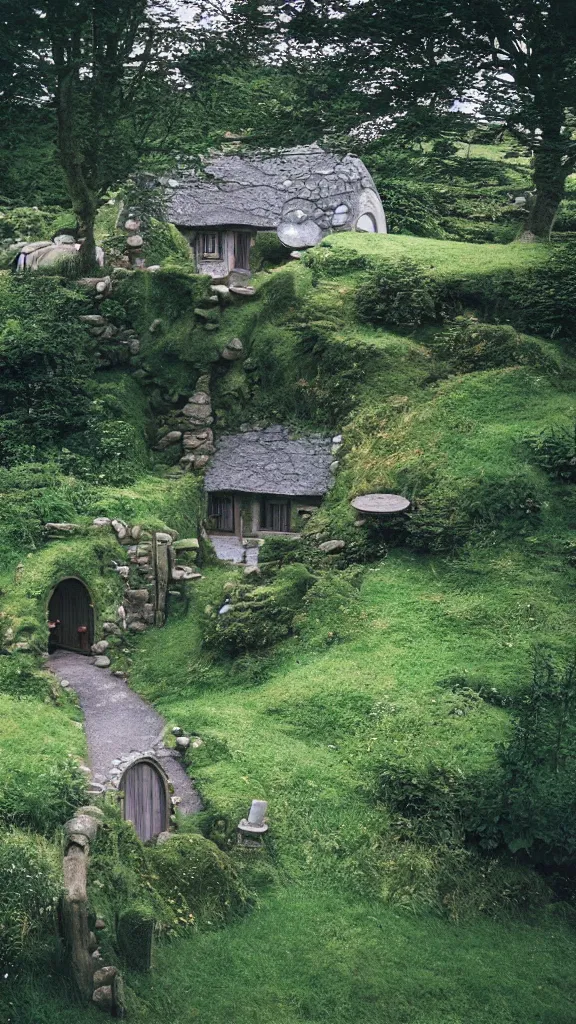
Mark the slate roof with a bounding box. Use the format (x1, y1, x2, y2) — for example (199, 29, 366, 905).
(204, 425, 334, 497)
(165, 143, 379, 231)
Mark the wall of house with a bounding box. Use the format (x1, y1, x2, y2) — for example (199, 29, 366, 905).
(354, 189, 387, 234)
(176, 228, 256, 280)
(207, 492, 323, 538)
(238, 493, 323, 537)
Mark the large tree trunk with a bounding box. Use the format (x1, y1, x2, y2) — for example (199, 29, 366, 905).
(53, 57, 99, 272)
(518, 187, 564, 243)
(517, 97, 568, 242)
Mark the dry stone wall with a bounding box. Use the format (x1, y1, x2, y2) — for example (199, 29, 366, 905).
(90, 518, 201, 661)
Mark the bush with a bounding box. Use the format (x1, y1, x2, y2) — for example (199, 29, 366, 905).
(467, 245, 576, 341)
(302, 244, 372, 279)
(494, 652, 576, 865)
(146, 833, 251, 928)
(526, 421, 576, 482)
(144, 219, 193, 269)
(379, 839, 551, 921)
(293, 568, 366, 648)
(203, 563, 314, 656)
(0, 206, 67, 244)
(0, 693, 86, 834)
(0, 275, 93, 464)
(0, 829, 62, 976)
(406, 470, 542, 553)
(430, 316, 560, 374)
(0, 657, 55, 699)
(355, 258, 440, 329)
(250, 231, 291, 271)
(375, 652, 576, 870)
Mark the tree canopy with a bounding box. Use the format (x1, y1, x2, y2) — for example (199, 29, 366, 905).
(270, 0, 576, 239)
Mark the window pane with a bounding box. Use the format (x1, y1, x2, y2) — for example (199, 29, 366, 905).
(201, 233, 220, 257)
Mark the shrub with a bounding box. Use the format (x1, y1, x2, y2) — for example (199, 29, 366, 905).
(495, 652, 576, 865)
(250, 231, 290, 271)
(379, 839, 551, 921)
(293, 568, 366, 648)
(0, 275, 93, 464)
(302, 244, 372, 279)
(293, 334, 372, 427)
(0, 829, 62, 976)
(430, 317, 560, 374)
(406, 470, 542, 553)
(0, 206, 67, 244)
(375, 652, 576, 869)
(0, 657, 55, 699)
(258, 535, 303, 569)
(144, 219, 193, 269)
(474, 245, 576, 341)
(355, 258, 440, 329)
(526, 421, 576, 482)
(146, 833, 251, 928)
(0, 693, 86, 834)
(203, 563, 314, 656)
(0, 749, 86, 834)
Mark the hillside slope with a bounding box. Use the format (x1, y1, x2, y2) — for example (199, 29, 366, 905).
(3, 226, 576, 1022)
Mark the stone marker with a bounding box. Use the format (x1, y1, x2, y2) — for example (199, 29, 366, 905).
(318, 539, 345, 554)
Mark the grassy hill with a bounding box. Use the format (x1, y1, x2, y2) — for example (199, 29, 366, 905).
(3, 184, 576, 1021)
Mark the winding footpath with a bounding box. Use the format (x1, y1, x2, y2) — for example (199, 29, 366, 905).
(48, 650, 202, 814)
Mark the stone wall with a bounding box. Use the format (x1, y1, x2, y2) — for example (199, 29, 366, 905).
(89, 518, 201, 667)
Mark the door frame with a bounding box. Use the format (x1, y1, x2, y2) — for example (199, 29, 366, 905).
(47, 575, 95, 654)
(119, 757, 171, 840)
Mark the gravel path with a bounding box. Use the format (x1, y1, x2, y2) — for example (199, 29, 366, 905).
(48, 650, 202, 814)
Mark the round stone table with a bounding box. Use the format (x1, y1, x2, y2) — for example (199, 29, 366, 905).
(351, 493, 410, 515)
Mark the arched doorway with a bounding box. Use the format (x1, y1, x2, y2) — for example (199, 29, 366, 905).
(121, 758, 170, 843)
(356, 212, 377, 233)
(48, 578, 94, 654)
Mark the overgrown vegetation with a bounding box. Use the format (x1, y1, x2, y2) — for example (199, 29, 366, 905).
(4, 141, 576, 1023)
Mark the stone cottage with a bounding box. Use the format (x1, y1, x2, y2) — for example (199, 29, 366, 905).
(165, 143, 387, 281)
(204, 426, 335, 537)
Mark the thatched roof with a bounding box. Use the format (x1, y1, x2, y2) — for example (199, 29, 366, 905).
(204, 426, 334, 497)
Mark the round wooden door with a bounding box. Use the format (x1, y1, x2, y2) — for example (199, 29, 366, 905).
(122, 759, 168, 842)
(48, 578, 94, 653)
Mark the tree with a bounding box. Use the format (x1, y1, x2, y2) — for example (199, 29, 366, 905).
(0, 0, 190, 267)
(253, 0, 576, 241)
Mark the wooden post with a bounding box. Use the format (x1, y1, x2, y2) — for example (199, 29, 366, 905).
(61, 841, 94, 1001)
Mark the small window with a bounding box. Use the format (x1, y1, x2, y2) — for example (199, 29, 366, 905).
(200, 232, 221, 259)
(208, 493, 234, 532)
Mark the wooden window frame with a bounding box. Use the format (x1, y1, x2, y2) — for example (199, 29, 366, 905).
(199, 231, 221, 260)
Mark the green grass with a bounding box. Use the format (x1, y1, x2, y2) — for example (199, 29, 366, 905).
(324, 231, 548, 280)
(109, 529, 576, 1021)
(4, 219, 576, 1022)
